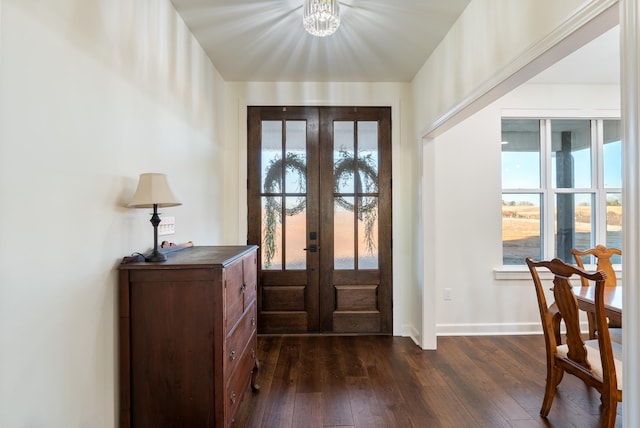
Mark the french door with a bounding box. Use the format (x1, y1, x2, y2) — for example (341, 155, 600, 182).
(247, 106, 392, 334)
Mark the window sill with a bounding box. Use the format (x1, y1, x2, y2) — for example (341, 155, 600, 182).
(494, 266, 543, 281)
(494, 264, 622, 281)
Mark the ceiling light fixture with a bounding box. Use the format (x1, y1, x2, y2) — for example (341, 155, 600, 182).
(303, 0, 340, 37)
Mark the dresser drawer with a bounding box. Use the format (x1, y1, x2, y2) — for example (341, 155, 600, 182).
(225, 303, 257, 379)
(242, 252, 257, 307)
(225, 252, 258, 332)
(225, 331, 257, 426)
(224, 259, 245, 331)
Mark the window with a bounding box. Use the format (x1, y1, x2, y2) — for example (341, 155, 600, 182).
(501, 118, 622, 265)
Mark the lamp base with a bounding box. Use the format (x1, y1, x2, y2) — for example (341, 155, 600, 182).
(145, 204, 167, 262)
(145, 249, 167, 263)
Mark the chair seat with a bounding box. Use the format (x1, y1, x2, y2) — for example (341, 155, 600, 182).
(556, 339, 623, 389)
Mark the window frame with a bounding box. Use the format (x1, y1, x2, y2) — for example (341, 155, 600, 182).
(501, 116, 621, 268)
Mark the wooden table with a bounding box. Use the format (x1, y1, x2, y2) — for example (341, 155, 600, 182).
(573, 285, 622, 326)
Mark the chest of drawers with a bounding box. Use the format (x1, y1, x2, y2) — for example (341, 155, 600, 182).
(118, 245, 259, 427)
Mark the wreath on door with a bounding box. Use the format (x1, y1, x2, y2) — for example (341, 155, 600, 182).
(262, 150, 378, 268)
(333, 149, 379, 255)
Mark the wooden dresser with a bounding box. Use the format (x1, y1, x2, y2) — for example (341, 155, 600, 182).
(118, 245, 259, 428)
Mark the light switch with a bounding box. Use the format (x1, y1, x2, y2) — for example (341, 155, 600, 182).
(159, 216, 175, 235)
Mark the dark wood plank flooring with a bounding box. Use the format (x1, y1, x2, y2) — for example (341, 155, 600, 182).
(232, 335, 622, 428)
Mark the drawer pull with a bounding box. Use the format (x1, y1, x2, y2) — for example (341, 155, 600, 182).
(230, 392, 237, 404)
(230, 350, 236, 360)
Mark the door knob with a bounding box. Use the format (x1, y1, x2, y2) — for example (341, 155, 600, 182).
(303, 244, 320, 252)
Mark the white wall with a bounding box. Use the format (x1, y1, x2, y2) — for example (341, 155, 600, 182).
(428, 82, 620, 336)
(0, 1, 227, 426)
(224, 82, 422, 339)
(412, 0, 616, 137)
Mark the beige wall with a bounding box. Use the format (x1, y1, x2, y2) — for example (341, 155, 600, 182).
(0, 0, 227, 426)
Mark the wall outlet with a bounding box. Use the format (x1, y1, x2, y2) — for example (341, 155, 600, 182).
(444, 288, 452, 301)
(159, 216, 175, 235)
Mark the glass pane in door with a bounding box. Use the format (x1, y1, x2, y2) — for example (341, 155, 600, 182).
(334, 196, 355, 269)
(358, 196, 378, 269)
(285, 196, 306, 269)
(334, 122, 355, 193)
(357, 121, 379, 193)
(285, 121, 307, 193)
(262, 121, 282, 192)
(262, 196, 282, 269)
(261, 119, 308, 270)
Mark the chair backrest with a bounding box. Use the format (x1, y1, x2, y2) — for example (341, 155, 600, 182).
(526, 258, 559, 354)
(571, 245, 621, 288)
(526, 258, 616, 383)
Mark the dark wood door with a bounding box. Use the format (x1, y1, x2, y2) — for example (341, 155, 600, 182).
(248, 106, 392, 334)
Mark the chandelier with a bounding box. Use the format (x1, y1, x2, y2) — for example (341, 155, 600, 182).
(303, 0, 340, 37)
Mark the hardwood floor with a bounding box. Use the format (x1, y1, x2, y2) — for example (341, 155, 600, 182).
(232, 335, 622, 428)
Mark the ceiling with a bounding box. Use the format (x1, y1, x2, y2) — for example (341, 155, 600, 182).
(169, 0, 472, 82)
(170, 0, 619, 85)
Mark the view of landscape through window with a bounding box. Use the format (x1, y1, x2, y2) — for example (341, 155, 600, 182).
(501, 118, 622, 265)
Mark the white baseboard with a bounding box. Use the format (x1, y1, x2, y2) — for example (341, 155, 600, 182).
(397, 321, 588, 350)
(400, 324, 421, 346)
(436, 321, 588, 336)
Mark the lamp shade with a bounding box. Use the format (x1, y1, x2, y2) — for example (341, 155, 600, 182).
(128, 173, 181, 208)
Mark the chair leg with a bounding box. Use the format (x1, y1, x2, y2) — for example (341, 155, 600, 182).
(599, 397, 618, 428)
(541, 366, 563, 417)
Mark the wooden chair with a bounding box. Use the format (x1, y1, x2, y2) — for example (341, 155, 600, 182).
(526, 257, 622, 427)
(572, 245, 622, 339)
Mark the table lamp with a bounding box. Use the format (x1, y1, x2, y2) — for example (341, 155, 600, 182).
(128, 173, 181, 262)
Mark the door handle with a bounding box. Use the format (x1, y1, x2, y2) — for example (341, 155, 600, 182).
(303, 244, 320, 252)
